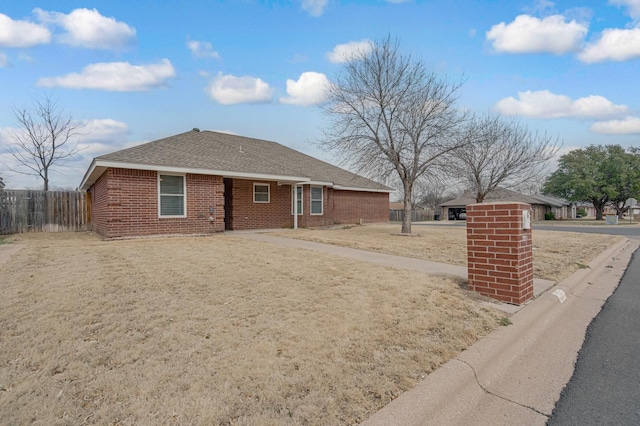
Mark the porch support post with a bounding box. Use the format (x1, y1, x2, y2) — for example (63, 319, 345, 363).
(293, 184, 298, 230)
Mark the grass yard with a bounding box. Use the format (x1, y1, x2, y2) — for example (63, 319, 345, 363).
(1, 232, 502, 425)
(269, 224, 623, 282)
(0, 225, 622, 425)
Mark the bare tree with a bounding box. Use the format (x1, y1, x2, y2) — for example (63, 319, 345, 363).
(320, 37, 466, 233)
(449, 113, 559, 203)
(408, 172, 459, 209)
(10, 94, 85, 191)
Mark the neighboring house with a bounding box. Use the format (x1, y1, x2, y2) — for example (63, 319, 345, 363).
(80, 129, 392, 238)
(440, 188, 570, 221)
(0, 176, 4, 190)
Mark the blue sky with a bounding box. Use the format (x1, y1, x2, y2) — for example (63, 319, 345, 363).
(0, 0, 639, 189)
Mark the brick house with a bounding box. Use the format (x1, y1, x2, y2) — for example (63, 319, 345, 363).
(80, 129, 392, 238)
(440, 188, 570, 221)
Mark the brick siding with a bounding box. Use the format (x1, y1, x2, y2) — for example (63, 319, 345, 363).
(90, 168, 389, 237)
(332, 190, 389, 224)
(466, 202, 534, 305)
(90, 168, 224, 238)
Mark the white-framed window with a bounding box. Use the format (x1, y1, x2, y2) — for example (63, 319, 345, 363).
(158, 174, 186, 217)
(292, 186, 303, 215)
(254, 183, 270, 203)
(311, 186, 323, 215)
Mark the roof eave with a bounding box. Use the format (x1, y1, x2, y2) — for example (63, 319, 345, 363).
(333, 184, 393, 193)
(80, 159, 313, 190)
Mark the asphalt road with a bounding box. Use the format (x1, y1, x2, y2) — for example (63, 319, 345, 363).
(541, 223, 640, 425)
(547, 247, 640, 425)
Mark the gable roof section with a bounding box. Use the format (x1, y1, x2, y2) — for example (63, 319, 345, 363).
(440, 188, 568, 207)
(80, 130, 392, 192)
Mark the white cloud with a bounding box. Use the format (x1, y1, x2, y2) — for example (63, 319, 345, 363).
(326, 39, 372, 63)
(280, 72, 330, 106)
(75, 119, 132, 159)
(529, 0, 556, 15)
(37, 59, 176, 92)
(187, 40, 220, 59)
(206, 72, 274, 105)
(486, 14, 588, 54)
(610, 0, 640, 20)
(0, 53, 8, 67)
(0, 13, 51, 47)
(590, 116, 640, 134)
(300, 0, 328, 17)
(495, 90, 628, 119)
(34, 7, 136, 50)
(579, 28, 640, 62)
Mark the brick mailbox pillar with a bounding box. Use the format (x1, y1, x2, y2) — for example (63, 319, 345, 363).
(466, 202, 534, 305)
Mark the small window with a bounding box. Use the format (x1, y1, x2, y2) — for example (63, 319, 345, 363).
(311, 186, 323, 215)
(292, 186, 303, 215)
(254, 183, 270, 203)
(159, 174, 186, 217)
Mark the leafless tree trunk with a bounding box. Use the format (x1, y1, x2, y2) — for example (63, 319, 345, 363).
(9, 94, 85, 191)
(450, 113, 559, 203)
(320, 36, 467, 233)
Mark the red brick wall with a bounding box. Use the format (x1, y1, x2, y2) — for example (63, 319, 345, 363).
(90, 168, 224, 238)
(90, 170, 389, 235)
(227, 181, 389, 230)
(332, 190, 389, 224)
(225, 179, 293, 230)
(466, 202, 534, 305)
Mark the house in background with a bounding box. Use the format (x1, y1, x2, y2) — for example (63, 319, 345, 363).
(439, 188, 570, 221)
(0, 176, 5, 190)
(80, 129, 392, 238)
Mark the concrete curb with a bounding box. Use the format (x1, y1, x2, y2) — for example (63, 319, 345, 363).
(361, 238, 638, 426)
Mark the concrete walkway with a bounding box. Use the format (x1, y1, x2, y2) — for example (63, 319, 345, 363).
(234, 232, 555, 314)
(233, 231, 637, 426)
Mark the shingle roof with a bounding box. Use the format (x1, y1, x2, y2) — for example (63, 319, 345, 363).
(440, 188, 567, 207)
(81, 129, 391, 192)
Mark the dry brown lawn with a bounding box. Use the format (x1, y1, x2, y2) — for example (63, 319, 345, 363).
(269, 224, 623, 282)
(0, 225, 621, 425)
(1, 232, 502, 426)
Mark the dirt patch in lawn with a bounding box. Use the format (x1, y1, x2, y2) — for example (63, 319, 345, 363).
(0, 232, 504, 425)
(269, 224, 623, 282)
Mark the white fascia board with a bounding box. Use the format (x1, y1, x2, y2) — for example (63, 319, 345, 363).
(333, 184, 394, 193)
(291, 180, 334, 187)
(79, 159, 98, 190)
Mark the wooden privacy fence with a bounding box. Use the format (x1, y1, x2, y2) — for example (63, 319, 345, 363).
(0, 190, 91, 235)
(389, 209, 434, 222)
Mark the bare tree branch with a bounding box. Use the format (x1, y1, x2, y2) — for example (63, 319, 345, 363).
(319, 36, 467, 233)
(9, 94, 86, 191)
(449, 113, 560, 203)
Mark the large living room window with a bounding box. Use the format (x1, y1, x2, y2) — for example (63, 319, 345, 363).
(311, 186, 323, 215)
(254, 183, 270, 203)
(159, 174, 186, 217)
